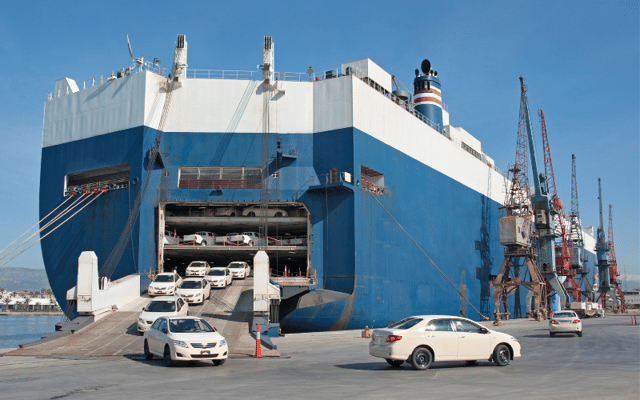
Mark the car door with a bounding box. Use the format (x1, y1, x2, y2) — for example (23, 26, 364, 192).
(452, 319, 492, 360)
(226, 268, 232, 285)
(422, 319, 458, 361)
(203, 279, 210, 299)
(148, 318, 164, 354)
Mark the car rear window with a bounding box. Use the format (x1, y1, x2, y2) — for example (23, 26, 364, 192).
(553, 312, 577, 318)
(387, 317, 423, 330)
(189, 262, 205, 268)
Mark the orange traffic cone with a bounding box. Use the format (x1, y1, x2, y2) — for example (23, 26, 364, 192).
(255, 324, 262, 357)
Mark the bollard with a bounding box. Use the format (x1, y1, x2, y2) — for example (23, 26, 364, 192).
(255, 324, 262, 357)
(632, 316, 637, 325)
(284, 265, 288, 278)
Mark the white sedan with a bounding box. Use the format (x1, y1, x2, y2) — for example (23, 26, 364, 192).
(549, 310, 583, 337)
(369, 315, 521, 370)
(227, 261, 251, 279)
(242, 206, 288, 217)
(144, 316, 228, 367)
(148, 272, 183, 297)
(137, 296, 189, 334)
(176, 278, 211, 305)
(205, 267, 233, 288)
(185, 261, 212, 277)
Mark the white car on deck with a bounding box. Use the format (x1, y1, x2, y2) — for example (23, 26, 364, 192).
(205, 267, 233, 288)
(143, 316, 228, 367)
(183, 231, 217, 246)
(242, 206, 288, 217)
(549, 310, 583, 337)
(369, 315, 521, 370)
(137, 296, 189, 335)
(176, 278, 211, 305)
(185, 261, 212, 277)
(148, 272, 183, 297)
(227, 261, 251, 279)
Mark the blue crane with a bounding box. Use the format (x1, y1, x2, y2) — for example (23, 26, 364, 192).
(594, 178, 618, 309)
(519, 76, 569, 312)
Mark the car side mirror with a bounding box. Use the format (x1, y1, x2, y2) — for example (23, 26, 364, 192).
(478, 327, 489, 334)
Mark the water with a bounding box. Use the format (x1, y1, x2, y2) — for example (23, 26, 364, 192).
(0, 315, 60, 349)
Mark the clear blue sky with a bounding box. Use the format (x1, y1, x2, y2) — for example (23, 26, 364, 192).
(0, 1, 638, 282)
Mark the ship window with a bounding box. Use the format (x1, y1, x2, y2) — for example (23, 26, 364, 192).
(178, 166, 262, 189)
(65, 163, 129, 196)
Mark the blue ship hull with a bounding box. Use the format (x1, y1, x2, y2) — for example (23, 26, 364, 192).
(39, 124, 520, 331)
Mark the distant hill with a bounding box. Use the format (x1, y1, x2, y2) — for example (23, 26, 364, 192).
(0, 268, 50, 292)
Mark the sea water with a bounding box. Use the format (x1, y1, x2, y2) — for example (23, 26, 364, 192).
(0, 315, 60, 349)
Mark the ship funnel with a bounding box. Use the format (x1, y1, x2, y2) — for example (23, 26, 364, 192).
(413, 59, 443, 132)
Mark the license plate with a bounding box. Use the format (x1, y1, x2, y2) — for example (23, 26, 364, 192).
(200, 350, 210, 355)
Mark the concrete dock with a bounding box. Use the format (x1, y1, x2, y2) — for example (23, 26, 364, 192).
(0, 304, 638, 399)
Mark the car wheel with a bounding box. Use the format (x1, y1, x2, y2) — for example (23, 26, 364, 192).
(577, 331, 583, 337)
(410, 347, 432, 370)
(385, 359, 404, 368)
(549, 332, 555, 337)
(163, 345, 173, 367)
(493, 344, 510, 366)
(144, 340, 153, 360)
(213, 359, 226, 366)
(274, 212, 283, 217)
(201, 241, 207, 246)
(248, 212, 256, 217)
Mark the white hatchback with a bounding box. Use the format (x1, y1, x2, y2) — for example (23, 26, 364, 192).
(176, 278, 211, 305)
(227, 261, 251, 279)
(144, 316, 228, 366)
(148, 272, 182, 297)
(205, 267, 233, 288)
(185, 261, 211, 277)
(369, 315, 521, 370)
(137, 296, 189, 334)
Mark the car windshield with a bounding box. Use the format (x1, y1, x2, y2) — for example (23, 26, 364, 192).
(229, 263, 244, 268)
(180, 280, 202, 289)
(153, 275, 173, 283)
(145, 301, 176, 312)
(228, 233, 239, 236)
(208, 270, 225, 276)
(554, 312, 577, 318)
(387, 317, 423, 330)
(189, 262, 205, 268)
(169, 318, 215, 333)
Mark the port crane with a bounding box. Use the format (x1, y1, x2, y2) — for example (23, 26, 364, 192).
(607, 205, 626, 312)
(518, 77, 568, 312)
(492, 76, 547, 322)
(594, 179, 619, 311)
(538, 110, 580, 303)
(568, 154, 594, 300)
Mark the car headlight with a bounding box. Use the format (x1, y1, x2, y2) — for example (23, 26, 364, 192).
(138, 318, 145, 324)
(173, 340, 188, 348)
(219, 339, 226, 347)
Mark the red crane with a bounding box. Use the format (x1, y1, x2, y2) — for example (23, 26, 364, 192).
(607, 205, 626, 312)
(539, 110, 581, 303)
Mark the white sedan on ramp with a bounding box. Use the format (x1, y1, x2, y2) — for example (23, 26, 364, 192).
(144, 316, 228, 367)
(227, 261, 251, 279)
(176, 278, 211, 305)
(137, 296, 189, 334)
(205, 267, 233, 288)
(369, 315, 521, 370)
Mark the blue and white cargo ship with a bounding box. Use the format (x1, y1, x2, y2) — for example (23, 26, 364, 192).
(40, 35, 595, 332)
